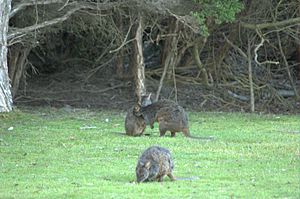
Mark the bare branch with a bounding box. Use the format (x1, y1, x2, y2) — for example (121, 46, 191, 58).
(254, 30, 279, 65)
(240, 17, 300, 30)
(10, 0, 64, 19)
(109, 23, 134, 53)
(166, 9, 200, 33)
(8, 5, 82, 40)
(8, 1, 123, 40)
(223, 33, 247, 59)
(58, 0, 70, 11)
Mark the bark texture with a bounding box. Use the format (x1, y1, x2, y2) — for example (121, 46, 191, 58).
(0, 0, 13, 112)
(132, 15, 146, 107)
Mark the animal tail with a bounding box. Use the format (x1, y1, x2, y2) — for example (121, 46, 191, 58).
(176, 176, 200, 181)
(187, 135, 215, 140)
(183, 128, 215, 140)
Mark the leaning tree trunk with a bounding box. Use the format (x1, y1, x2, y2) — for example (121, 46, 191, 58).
(124, 15, 147, 137)
(192, 38, 209, 86)
(156, 18, 179, 101)
(0, 0, 13, 112)
(132, 15, 146, 107)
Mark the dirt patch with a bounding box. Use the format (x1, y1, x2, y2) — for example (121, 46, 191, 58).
(14, 68, 300, 114)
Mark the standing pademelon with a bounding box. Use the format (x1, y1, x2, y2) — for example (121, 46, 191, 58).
(140, 95, 190, 137)
(124, 95, 153, 136)
(125, 106, 146, 136)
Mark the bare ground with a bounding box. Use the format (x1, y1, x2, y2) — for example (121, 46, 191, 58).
(14, 68, 300, 114)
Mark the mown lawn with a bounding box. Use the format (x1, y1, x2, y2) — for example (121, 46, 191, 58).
(0, 107, 299, 198)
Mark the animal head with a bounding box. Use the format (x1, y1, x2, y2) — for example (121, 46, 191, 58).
(141, 93, 152, 107)
(136, 161, 151, 183)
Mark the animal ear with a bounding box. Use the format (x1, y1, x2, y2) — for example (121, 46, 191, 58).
(145, 161, 151, 169)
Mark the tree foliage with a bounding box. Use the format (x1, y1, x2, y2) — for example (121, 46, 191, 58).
(0, 0, 298, 112)
(192, 0, 243, 36)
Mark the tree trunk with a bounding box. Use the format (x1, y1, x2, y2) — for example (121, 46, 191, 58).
(132, 15, 146, 107)
(0, 0, 13, 112)
(116, 49, 125, 79)
(247, 38, 255, 112)
(8, 45, 31, 98)
(297, 45, 300, 80)
(192, 38, 209, 86)
(115, 11, 125, 79)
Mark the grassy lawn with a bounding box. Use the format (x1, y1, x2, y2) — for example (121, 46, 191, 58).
(0, 107, 299, 198)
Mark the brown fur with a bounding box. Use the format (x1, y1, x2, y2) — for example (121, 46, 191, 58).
(136, 146, 175, 183)
(125, 107, 146, 136)
(140, 99, 191, 137)
(141, 99, 214, 140)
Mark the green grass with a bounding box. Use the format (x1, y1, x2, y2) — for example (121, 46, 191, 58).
(0, 107, 299, 198)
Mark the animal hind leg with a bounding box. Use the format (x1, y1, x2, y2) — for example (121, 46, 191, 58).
(182, 128, 191, 137)
(167, 173, 176, 181)
(158, 121, 167, 137)
(159, 130, 167, 137)
(157, 175, 164, 182)
(150, 122, 154, 129)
